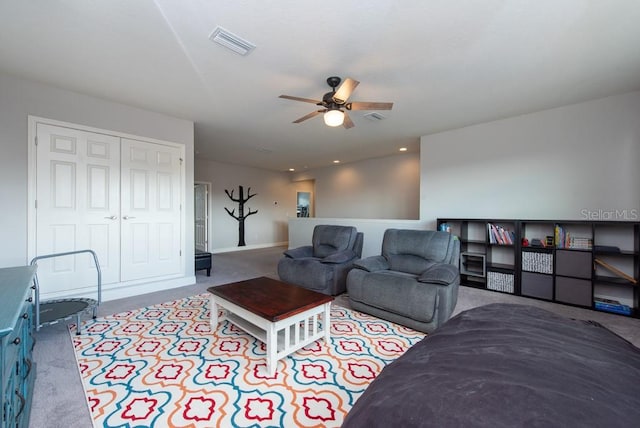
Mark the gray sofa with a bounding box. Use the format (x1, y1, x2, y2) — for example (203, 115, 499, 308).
(277, 225, 363, 295)
(347, 229, 460, 333)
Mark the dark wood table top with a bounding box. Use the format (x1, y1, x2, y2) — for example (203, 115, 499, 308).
(207, 276, 334, 322)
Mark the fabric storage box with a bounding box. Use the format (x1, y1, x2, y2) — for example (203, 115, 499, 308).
(555, 250, 591, 279)
(555, 277, 592, 307)
(487, 271, 514, 294)
(521, 272, 553, 300)
(521, 250, 553, 274)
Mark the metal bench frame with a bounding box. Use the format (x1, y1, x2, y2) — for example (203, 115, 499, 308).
(30, 249, 102, 335)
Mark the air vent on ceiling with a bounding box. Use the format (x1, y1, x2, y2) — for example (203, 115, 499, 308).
(364, 112, 386, 121)
(251, 146, 273, 154)
(209, 26, 255, 56)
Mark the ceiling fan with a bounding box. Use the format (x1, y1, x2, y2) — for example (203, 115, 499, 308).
(279, 76, 393, 129)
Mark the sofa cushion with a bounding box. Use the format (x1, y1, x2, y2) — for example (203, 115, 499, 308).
(283, 245, 313, 259)
(353, 255, 389, 272)
(382, 229, 454, 274)
(348, 270, 438, 323)
(386, 255, 437, 276)
(418, 263, 459, 285)
(312, 225, 357, 258)
(321, 249, 357, 264)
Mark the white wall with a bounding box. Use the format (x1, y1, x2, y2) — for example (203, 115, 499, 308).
(0, 72, 195, 273)
(292, 152, 420, 219)
(194, 158, 293, 252)
(421, 91, 640, 226)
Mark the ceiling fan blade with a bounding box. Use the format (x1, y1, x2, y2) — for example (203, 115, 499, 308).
(347, 101, 393, 111)
(293, 110, 324, 123)
(279, 95, 322, 104)
(332, 77, 360, 104)
(343, 112, 355, 129)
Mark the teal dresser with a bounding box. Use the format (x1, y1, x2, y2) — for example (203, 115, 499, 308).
(0, 266, 36, 428)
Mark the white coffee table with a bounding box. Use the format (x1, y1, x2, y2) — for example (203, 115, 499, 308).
(208, 277, 333, 376)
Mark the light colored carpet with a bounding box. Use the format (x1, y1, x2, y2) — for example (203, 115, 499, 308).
(30, 245, 640, 427)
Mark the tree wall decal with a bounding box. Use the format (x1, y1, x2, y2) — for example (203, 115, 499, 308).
(224, 185, 258, 246)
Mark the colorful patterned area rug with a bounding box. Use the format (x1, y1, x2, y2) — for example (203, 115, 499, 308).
(71, 293, 425, 428)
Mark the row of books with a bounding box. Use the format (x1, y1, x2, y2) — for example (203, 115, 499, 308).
(488, 223, 515, 245)
(554, 225, 593, 249)
(594, 297, 632, 316)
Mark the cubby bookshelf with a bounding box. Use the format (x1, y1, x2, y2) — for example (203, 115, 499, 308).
(437, 218, 640, 318)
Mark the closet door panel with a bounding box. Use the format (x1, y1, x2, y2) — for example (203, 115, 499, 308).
(121, 138, 182, 281)
(35, 123, 121, 295)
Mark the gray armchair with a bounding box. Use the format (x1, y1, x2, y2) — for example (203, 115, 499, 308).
(278, 225, 363, 295)
(347, 229, 460, 333)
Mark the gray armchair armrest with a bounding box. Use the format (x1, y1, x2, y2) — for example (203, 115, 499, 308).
(283, 245, 313, 259)
(353, 256, 390, 272)
(321, 249, 357, 264)
(418, 263, 459, 285)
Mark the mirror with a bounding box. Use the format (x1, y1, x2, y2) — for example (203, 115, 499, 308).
(297, 192, 311, 217)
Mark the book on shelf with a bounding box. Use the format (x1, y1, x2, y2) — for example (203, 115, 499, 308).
(487, 223, 515, 245)
(553, 224, 592, 250)
(594, 297, 632, 316)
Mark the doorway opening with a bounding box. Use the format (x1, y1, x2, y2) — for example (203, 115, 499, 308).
(294, 179, 315, 218)
(297, 192, 311, 217)
(194, 182, 210, 252)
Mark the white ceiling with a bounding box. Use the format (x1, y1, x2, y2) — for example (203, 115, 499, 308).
(2, 1, 640, 172)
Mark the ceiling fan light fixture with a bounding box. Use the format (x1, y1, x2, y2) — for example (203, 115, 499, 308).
(324, 109, 344, 127)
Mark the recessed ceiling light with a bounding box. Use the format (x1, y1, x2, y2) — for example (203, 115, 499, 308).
(288, 168, 295, 172)
(399, 147, 407, 152)
(333, 160, 340, 164)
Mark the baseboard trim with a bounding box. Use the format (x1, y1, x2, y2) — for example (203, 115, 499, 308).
(211, 241, 287, 254)
(101, 276, 197, 301)
(39, 275, 197, 303)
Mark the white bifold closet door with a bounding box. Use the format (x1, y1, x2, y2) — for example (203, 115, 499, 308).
(35, 123, 121, 294)
(120, 138, 182, 281)
(35, 123, 182, 298)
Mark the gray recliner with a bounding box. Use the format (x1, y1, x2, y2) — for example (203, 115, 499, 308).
(278, 225, 364, 295)
(347, 229, 460, 333)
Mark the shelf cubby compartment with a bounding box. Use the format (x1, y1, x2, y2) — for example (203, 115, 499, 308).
(594, 282, 635, 316)
(521, 221, 555, 248)
(487, 221, 517, 246)
(593, 256, 636, 285)
(554, 222, 593, 250)
(487, 245, 515, 272)
(593, 223, 639, 254)
(460, 252, 486, 278)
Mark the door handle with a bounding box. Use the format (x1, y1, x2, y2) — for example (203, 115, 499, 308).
(104, 215, 118, 220)
(122, 215, 136, 220)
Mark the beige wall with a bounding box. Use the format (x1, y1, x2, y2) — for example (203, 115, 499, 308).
(420, 90, 640, 226)
(195, 158, 293, 252)
(292, 152, 420, 219)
